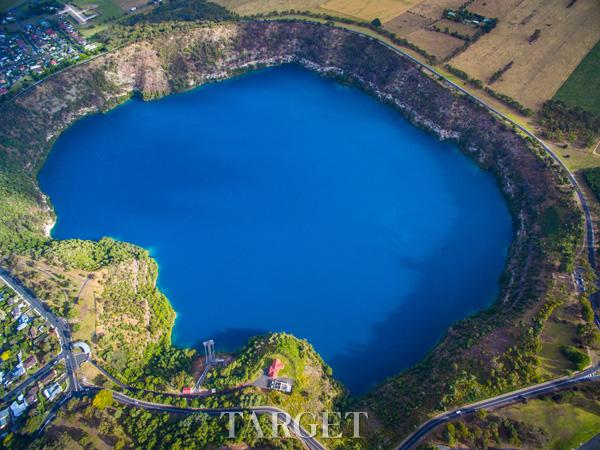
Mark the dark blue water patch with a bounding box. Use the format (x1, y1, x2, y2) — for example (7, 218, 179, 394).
(39, 65, 513, 394)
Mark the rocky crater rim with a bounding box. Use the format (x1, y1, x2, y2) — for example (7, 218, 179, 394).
(0, 20, 578, 398)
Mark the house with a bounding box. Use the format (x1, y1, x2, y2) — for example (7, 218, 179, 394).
(11, 362, 25, 379)
(16, 314, 30, 331)
(181, 386, 192, 395)
(23, 355, 37, 371)
(40, 369, 56, 386)
(268, 359, 284, 378)
(266, 379, 292, 393)
(43, 382, 63, 401)
(0, 408, 10, 429)
(9, 395, 29, 417)
(26, 386, 38, 405)
(11, 305, 20, 319)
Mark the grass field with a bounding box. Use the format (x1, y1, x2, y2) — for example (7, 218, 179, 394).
(539, 314, 579, 377)
(70, 0, 124, 20)
(450, 0, 600, 111)
(500, 391, 600, 450)
(554, 38, 600, 117)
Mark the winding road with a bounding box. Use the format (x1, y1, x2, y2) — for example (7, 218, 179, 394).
(329, 24, 600, 450)
(1, 19, 600, 450)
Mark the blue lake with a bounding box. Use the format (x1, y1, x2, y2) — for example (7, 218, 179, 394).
(39, 65, 513, 393)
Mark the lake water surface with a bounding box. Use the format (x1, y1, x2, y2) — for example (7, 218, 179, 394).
(39, 65, 513, 393)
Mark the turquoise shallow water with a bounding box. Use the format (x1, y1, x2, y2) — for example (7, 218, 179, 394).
(39, 65, 512, 393)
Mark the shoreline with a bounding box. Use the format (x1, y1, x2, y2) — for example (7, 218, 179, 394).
(0, 19, 584, 442)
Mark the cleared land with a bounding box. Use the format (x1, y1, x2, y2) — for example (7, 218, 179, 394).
(320, 0, 421, 22)
(213, 0, 324, 15)
(214, 0, 600, 115)
(115, 0, 150, 11)
(450, 0, 600, 110)
(214, 0, 478, 60)
(539, 304, 582, 377)
(554, 38, 600, 117)
(405, 28, 464, 60)
(69, 0, 124, 19)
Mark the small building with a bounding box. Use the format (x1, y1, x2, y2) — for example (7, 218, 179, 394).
(11, 362, 25, 379)
(181, 386, 192, 395)
(11, 305, 21, 319)
(43, 382, 63, 401)
(266, 379, 292, 393)
(16, 314, 30, 331)
(23, 355, 37, 371)
(26, 390, 38, 405)
(9, 395, 29, 418)
(268, 358, 284, 378)
(0, 408, 10, 429)
(40, 369, 56, 386)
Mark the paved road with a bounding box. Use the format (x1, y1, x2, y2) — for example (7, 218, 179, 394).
(3, 19, 599, 449)
(0, 268, 327, 448)
(79, 386, 327, 450)
(318, 24, 600, 450)
(0, 353, 63, 403)
(396, 367, 600, 450)
(578, 432, 600, 450)
(0, 268, 80, 393)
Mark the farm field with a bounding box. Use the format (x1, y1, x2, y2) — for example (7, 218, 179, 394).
(319, 0, 421, 22)
(403, 28, 464, 60)
(450, 0, 600, 111)
(213, 0, 324, 16)
(554, 39, 600, 117)
(215, 0, 600, 115)
(214, 0, 482, 61)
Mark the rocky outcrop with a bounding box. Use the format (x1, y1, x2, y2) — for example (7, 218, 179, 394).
(0, 20, 582, 444)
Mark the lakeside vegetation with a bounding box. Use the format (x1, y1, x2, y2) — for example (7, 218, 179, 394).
(539, 100, 600, 148)
(582, 167, 600, 202)
(0, 11, 594, 449)
(6, 393, 305, 449)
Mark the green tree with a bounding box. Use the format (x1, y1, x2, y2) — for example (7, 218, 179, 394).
(92, 390, 114, 410)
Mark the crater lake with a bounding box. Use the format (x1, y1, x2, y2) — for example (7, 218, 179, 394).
(39, 65, 513, 393)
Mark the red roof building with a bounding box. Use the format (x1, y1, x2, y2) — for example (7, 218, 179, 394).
(268, 359, 284, 378)
(181, 386, 192, 395)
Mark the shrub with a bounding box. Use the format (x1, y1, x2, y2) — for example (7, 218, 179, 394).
(560, 345, 591, 370)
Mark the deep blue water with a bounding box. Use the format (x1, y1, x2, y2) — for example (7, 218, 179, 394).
(39, 65, 512, 394)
